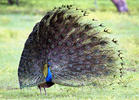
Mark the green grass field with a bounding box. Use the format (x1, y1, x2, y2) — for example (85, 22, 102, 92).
(0, 0, 139, 99)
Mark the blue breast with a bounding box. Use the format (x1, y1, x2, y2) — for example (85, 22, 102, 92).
(45, 66, 52, 82)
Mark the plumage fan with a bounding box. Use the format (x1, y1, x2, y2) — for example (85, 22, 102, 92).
(18, 5, 124, 95)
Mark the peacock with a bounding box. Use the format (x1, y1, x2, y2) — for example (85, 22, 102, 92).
(18, 5, 124, 95)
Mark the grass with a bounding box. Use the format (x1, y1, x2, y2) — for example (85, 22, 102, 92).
(0, 0, 139, 15)
(0, 0, 139, 100)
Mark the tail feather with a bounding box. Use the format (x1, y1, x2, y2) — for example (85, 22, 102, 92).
(18, 5, 124, 88)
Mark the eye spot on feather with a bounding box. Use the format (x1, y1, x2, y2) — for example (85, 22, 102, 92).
(46, 50, 49, 53)
(71, 34, 77, 39)
(43, 19, 46, 23)
(61, 33, 65, 38)
(91, 37, 97, 42)
(95, 60, 99, 64)
(86, 65, 90, 68)
(51, 44, 55, 49)
(58, 41, 62, 46)
(104, 71, 110, 76)
(72, 72, 76, 75)
(67, 15, 72, 20)
(73, 23, 79, 28)
(67, 5, 70, 9)
(69, 64, 73, 67)
(91, 68, 96, 72)
(69, 5, 72, 7)
(112, 39, 118, 44)
(85, 45, 90, 50)
(53, 51, 57, 56)
(60, 63, 64, 66)
(86, 74, 91, 79)
(99, 23, 105, 27)
(53, 58, 57, 62)
(83, 11, 88, 16)
(104, 28, 111, 33)
(46, 14, 50, 19)
(66, 41, 71, 46)
(99, 65, 105, 69)
(76, 67, 81, 71)
(48, 56, 51, 60)
(102, 55, 107, 59)
(92, 18, 97, 21)
(100, 41, 107, 46)
(95, 73, 101, 77)
(62, 56, 66, 60)
(80, 33, 85, 39)
(62, 5, 65, 8)
(55, 35, 58, 40)
(61, 49, 65, 53)
(76, 43, 80, 47)
(78, 51, 83, 56)
(108, 58, 113, 63)
(69, 49, 74, 54)
(79, 61, 83, 64)
(48, 39, 52, 43)
(85, 24, 91, 30)
(70, 58, 74, 62)
(93, 49, 100, 54)
(86, 55, 92, 60)
(28, 62, 33, 67)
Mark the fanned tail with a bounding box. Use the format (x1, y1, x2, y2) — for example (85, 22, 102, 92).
(18, 5, 124, 88)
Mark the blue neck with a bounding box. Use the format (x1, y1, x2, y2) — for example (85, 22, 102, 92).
(45, 66, 52, 82)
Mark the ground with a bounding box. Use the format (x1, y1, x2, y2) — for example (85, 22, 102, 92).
(0, 0, 139, 99)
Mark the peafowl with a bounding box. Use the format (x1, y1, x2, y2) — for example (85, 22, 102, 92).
(18, 5, 124, 95)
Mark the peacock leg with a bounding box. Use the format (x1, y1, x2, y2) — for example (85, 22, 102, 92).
(38, 86, 42, 94)
(43, 88, 47, 96)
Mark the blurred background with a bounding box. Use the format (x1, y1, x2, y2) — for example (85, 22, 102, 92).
(0, 0, 139, 99)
